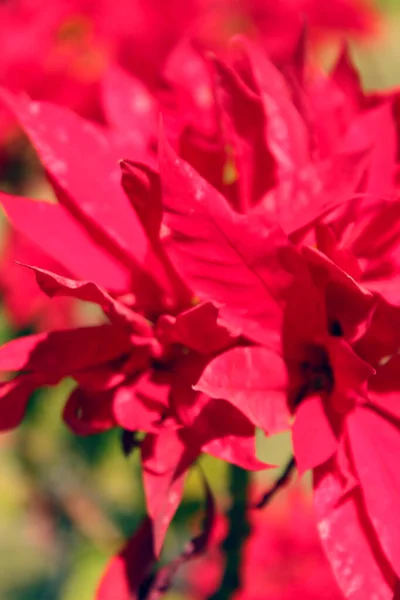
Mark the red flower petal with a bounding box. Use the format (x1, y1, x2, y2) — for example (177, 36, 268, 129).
(0, 324, 131, 376)
(292, 393, 337, 474)
(63, 386, 116, 435)
(0, 376, 38, 431)
(0, 91, 149, 266)
(113, 372, 171, 433)
(22, 263, 153, 335)
(314, 459, 395, 599)
(120, 160, 162, 243)
(0, 193, 129, 290)
(102, 64, 157, 140)
(173, 301, 239, 355)
(347, 407, 400, 578)
(195, 346, 291, 434)
(211, 56, 275, 211)
(160, 135, 306, 349)
(141, 429, 198, 556)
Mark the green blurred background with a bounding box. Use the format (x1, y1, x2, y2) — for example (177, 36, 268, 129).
(1, 1, 400, 598)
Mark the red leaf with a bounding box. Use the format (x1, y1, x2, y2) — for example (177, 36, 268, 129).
(202, 432, 266, 471)
(172, 301, 239, 355)
(102, 64, 157, 140)
(160, 136, 306, 349)
(347, 407, 400, 578)
(21, 263, 153, 335)
(144, 471, 215, 600)
(0, 91, 149, 267)
(113, 372, 171, 433)
(292, 393, 337, 474)
(211, 56, 275, 211)
(231, 35, 310, 182)
(120, 160, 162, 242)
(0, 193, 130, 290)
(0, 376, 37, 431)
(0, 325, 131, 376)
(142, 429, 199, 556)
(195, 346, 291, 434)
(314, 459, 395, 599)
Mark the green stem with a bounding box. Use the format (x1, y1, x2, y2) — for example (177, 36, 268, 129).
(209, 465, 250, 600)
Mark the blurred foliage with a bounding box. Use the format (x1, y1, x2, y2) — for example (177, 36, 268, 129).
(0, 0, 399, 598)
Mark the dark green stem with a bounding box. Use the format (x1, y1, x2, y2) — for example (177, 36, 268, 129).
(252, 457, 295, 510)
(209, 465, 250, 600)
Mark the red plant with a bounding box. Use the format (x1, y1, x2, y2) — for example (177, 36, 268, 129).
(0, 20, 399, 600)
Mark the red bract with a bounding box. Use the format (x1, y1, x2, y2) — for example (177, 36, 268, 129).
(155, 40, 400, 600)
(0, 92, 274, 594)
(0, 228, 77, 330)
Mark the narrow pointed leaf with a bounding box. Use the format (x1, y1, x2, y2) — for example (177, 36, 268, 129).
(160, 137, 306, 348)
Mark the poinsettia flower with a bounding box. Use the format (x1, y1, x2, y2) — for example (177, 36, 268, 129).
(0, 93, 273, 570)
(192, 240, 400, 599)
(0, 29, 397, 600)
(154, 44, 400, 598)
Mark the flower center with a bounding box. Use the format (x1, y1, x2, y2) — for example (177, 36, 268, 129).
(299, 344, 334, 395)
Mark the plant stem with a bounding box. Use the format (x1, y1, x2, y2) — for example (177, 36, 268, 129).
(209, 465, 250, 600)
(252, 457, 295, 510)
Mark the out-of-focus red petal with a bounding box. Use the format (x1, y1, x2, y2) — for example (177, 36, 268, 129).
(314, 459, 395, 599)
(0, 375, 38, 431)
(63, 386, 116, 435)
(347, 407, 400, 578)
(0, 193, 130, 290)
(102, 64, 157, 140)
(211, 56, 275, 211)
(0, 91, 149, 266)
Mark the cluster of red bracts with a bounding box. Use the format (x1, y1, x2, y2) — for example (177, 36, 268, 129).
(0, 3, 399, 599)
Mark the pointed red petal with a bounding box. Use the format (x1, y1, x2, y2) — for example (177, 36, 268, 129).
(0, 376, 37, 431)
(0, 325, 131, 376)
(0, 91, 148, 266)
(142, 429, 198, 556)
(113, 372, 170, 433)
(195, 346, 291, 434)
(120, 160, 162, 242)
(21, 263, 153, 335)
(160, 136, 306, 349)
(102, 65, 157, 140)
(314, 459, 395, 599)
(347, 407, 400, 578)
(0, 193, 129, 290)
(211, 56, 275, 211)
(173, 301, 239, 355)
(292, 394, 337, 475)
